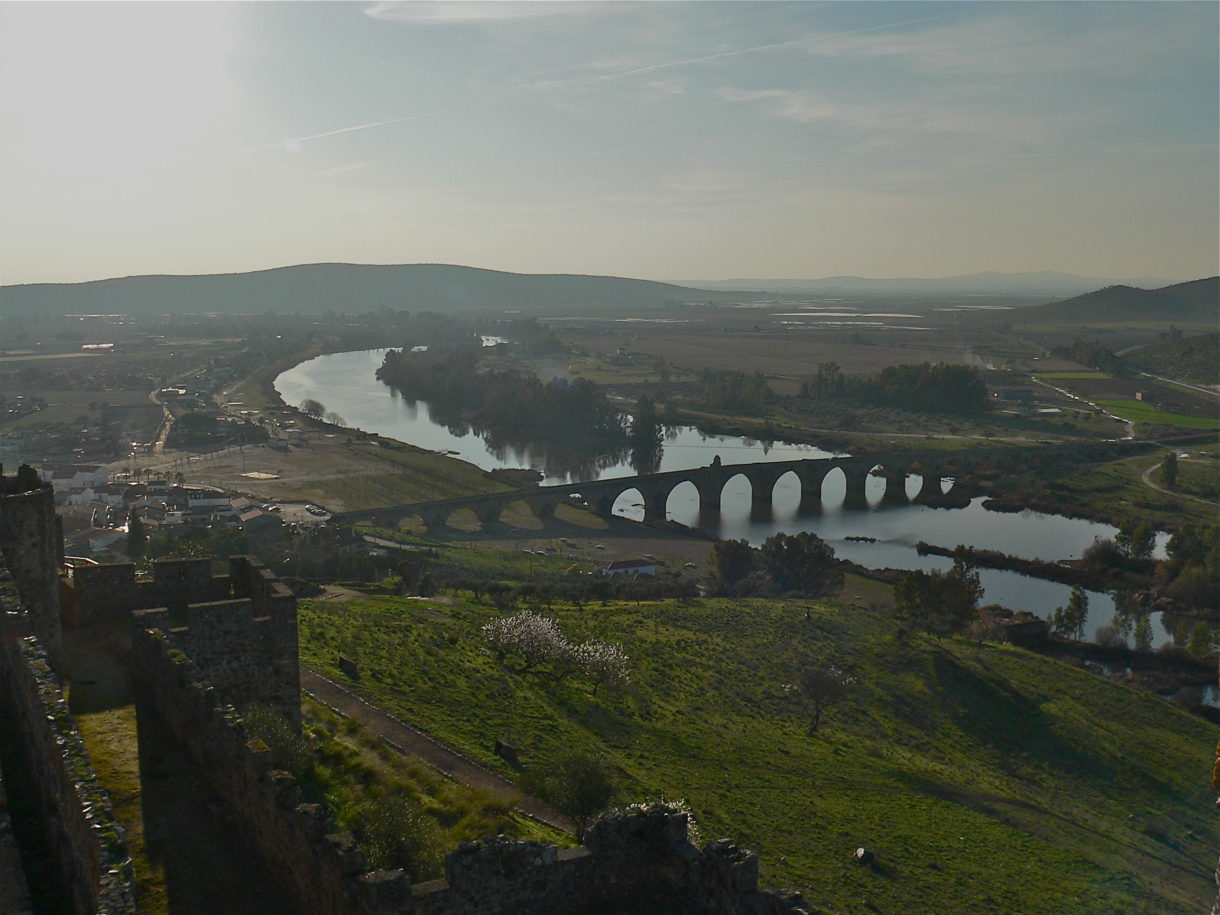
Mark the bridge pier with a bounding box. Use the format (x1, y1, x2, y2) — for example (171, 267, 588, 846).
(530, 496, 562, 520)
(474, 503, 503, 525)
(591, 495, 616, 519)
(914, 469, 944, 503)
(796, 466, 830, 513)
(879, 468, 910, 506)
(417, 507, 448, 530)
(841, 463, 871, 509)
(694, 481, 722, 515)
(642, 490, 670, 524)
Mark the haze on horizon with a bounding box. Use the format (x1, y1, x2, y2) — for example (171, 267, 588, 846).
(1, 1, 1216, 288)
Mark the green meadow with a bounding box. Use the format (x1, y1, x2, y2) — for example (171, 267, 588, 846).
(299, 588, 1213, 915)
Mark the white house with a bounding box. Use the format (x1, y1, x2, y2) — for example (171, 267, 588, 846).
(604, 559, 658, 577)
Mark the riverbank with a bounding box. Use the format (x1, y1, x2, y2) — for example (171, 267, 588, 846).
(915, 541, 1152, 593)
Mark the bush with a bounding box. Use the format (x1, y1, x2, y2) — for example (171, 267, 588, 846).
(244, 704, 310, 777)
(351, 795, 443, 877)
(526, 749, 617, 840)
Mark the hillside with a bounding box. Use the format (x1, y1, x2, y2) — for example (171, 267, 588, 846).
(299, 588, 1214, 915)
(0, 263, 736, 317)
(677, 271, 1178, 297)
(1008, 277, 1218, 326)
(1127, 332, 1220, 386)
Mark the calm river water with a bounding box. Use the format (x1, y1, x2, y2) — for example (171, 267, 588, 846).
(277, 348, 1183, 646)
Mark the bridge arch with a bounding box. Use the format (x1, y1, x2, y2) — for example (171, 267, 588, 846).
(609, 487, 646, 522)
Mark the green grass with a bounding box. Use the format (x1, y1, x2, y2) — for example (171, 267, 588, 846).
(1097, 400, 1220, 430)
(298, 590, 1214, 914)
(1034, 372, 1111, 380)
(988, 454, 1216, 528)
(294, 697, 567, 876)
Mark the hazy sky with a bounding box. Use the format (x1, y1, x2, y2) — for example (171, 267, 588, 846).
(1, 1, 1216, 286)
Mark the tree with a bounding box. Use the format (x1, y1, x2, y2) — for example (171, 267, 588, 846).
(126, 509, 146, 560)
(1115, 522, 1155, 560)
(893, 554, 982, 640)
(482, 610, 571, 673)
(1132, 615, 1154, 652)
(528, 749, 617, 840)
(759, 532, 843, 596)
(324, 411, 346, 427)
(708, 539, 755, 587)
(573, 641, 631, 695)
(1161, 451, 1177, 490)
(797, 663, 854, 734)
(1050, 586, 1089, 640)
(299, 398, 326, 419)
(1187, 622, 1213, 659)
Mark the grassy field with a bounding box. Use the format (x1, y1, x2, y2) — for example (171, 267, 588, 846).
(988, 453, 1217, 529)
(298, 586, 1214, 915)
(1097, 400, 1220, 431)
(1034, 372, 1111, 380)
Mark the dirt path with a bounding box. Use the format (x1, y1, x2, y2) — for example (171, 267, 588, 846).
(300, 668, 572, 834)
(1139, 460, 1215, 506)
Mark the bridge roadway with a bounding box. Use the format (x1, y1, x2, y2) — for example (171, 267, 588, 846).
(337, 441, 1135, 531)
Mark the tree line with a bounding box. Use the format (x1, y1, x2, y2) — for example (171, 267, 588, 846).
(377, 347, 627, 444)
(798, 362, 988, 415)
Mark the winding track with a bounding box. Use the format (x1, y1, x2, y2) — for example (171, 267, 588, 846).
(300, 668, 573, 834)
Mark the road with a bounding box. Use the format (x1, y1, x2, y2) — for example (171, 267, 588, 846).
(300, 668, 573, 834)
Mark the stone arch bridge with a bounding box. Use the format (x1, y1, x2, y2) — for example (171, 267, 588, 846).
(338, 442, 1133, 532)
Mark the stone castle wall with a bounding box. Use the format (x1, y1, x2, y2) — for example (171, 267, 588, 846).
(133, 624, 415, 915)
(0, 558, 135, 915)
(64, 557, 230, 627)
(0, 483, 63, 662)
(70, 555, 300, 721)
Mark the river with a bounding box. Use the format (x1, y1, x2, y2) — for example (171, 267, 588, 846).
(277, 348, 1188, 647)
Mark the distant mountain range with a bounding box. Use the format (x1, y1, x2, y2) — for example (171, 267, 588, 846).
(1, 263, 1210, 319)
(1009, 277, 1218, 325)
(0, 263, 738, 317)
(673, 271, 1181, 297)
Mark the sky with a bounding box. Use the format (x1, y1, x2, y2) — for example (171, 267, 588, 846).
(1, 1, 1216, 286)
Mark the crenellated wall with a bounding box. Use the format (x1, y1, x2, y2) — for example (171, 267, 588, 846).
(0, 557, 135, 915)
(63, 557, 229, 627)
(0, 482, 63, 662)
(68, 555, 300, 721)
(133, 624, 414, 914)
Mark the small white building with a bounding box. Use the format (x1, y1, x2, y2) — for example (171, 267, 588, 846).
(39, 463, 109, 496)
(604, 559, 658, 577)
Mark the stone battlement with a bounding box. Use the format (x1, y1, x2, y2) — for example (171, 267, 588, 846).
(0, 554, 135, 914)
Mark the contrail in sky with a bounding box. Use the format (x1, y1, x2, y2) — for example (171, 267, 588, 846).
(245, 14, 943, 155)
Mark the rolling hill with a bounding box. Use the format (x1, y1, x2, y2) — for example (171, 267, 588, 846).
(676, 271, 1180, 297)
(1008, 277, 1218, 326)
(0, 263, 738, 317)
(1127, 331, 1220, 386)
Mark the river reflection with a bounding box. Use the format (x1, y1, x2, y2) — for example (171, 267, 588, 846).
(276, 349, 1181, 647)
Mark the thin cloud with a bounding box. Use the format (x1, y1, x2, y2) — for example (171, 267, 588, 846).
(717, 87, 1058, 147)
(365, 1, 607, 25)
(243, 14, 945, 155)
(599, 15, 945, 82)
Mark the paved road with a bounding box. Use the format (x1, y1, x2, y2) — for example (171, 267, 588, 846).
(300, 668, 572, 834)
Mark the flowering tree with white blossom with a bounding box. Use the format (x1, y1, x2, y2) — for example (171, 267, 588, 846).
(483, 611, 630, 692)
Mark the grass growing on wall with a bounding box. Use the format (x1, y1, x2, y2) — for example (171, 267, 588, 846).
(299, 589, 1214, 915)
